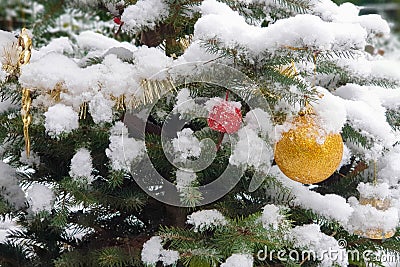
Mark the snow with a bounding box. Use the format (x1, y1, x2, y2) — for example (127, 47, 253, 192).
(0, 162, 26, 209)
(172, 128, 202, 162)
(244, 108, 274, 138)
(89, 92, 113, 124)
(141, 236, 164, 265)
(335, 84, 397, 149)
(0, 30, 15, 55)
(195, 0, 368, 54)
(99, 54, 139, 98)
(357, 182, 391, 199)
(261, 204, 285, 230)
(69, 148, 94, 183)
(229, 126, 273, 173)
(141, 236, 179, 266)
(20, 150, 40, 167)
(310, 0, 390, 39)
(32, 37, 73, 61)
(76, 31, 136, 52)
(221, 253, 254, 267)
(44, 103, 79, 137)
(290, 224, 348, 267)
(269, 166, 353, 225)
(132, 46, 173, 80)
(106, 122, 145, 172)
(176, 169, 197, 190)
(173, 88, 207, 118)
(121, 0, 170, 34)
(379, 147, 400, 185)
(313, 87, 346, 134)
(186, 209, 228, 232)
(0, 218, 21, 244)
(347, 197, 398, 234)
(26, 183, 55, 213)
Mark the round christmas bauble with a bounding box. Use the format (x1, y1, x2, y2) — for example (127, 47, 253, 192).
(274, 114, 343, 184)
(207, 101, 242, 134)
(113, 17, 122, 25)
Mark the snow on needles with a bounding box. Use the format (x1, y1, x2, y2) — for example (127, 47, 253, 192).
(221, 253, 254, 267)
(141, 236, 179, 266)
(44, 103, 79, 137)
(122, 0, 170, 34)
(196, 0, 367, 54)
(261, 204, 286, 230)
(26, 183, 55, 213)
(187, 209, 228, 232)
(106, 122, 145, 172)
(290, 224, 348, 267)
(69, 148, 94, 183)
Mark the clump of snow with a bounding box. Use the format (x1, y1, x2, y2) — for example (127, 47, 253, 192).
(69, 148, 94, 183)
(313, 87, 346, 134)
(26, 183, 55, 213)
(132, 46, 173, 80)
(357, 182, 391, 200)
(122, 0, 170, 34)
(89, 92, 113, 123)
(141, 236, 179, 266)
(176, 169, 197, 190)
(173, 88, 207, 119)
(261, 204, 286, 230)
(221, 253, 253, 267)
(347, 197, 398, 234)
(0, 162, 26, 209)
(106, 122, 145, 171)
(244, 108, 274, 138)
(20, 150, 40, 167)
(338, 144, 351, 169)
(100, 54, 138, 97)
(290, 224, 348, 267)
(44, 103, 79, 137)
(187, 209, 228, 232)
(172, 128, 202, 162)
(229, 126, 273, 173)
(379, 148, 400, 185)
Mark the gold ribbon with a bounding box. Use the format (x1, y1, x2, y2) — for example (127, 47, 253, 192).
(18, 28, 32, 158)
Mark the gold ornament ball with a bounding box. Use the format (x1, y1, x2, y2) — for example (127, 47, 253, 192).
(274, 114, 343, 184)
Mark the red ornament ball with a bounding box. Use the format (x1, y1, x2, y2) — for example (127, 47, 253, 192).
(207, 101, 242, 134)
(113, 17, 122, 25)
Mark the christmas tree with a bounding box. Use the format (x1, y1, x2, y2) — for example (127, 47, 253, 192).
(0, 0, 400, 266)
